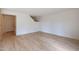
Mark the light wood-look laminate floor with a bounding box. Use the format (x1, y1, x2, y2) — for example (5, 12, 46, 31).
(0, 32, 79, 51)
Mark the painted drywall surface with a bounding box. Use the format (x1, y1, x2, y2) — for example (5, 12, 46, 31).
(40, 9, 79, 39)
(1, 9, 79, 39)
(1, 9, 40, 35)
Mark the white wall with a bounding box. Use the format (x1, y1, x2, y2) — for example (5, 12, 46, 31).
(40, 9, 79, 39)
(1, 9, 40, 35)
(1, 9, 79, 39)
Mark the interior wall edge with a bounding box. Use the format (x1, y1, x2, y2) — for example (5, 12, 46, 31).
(1, 9, 40, 35)
(41, 31, 79, 40)
(39, 9, 79, 40)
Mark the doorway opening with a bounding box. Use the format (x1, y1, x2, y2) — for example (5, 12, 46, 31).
(2, 14, 16, 35)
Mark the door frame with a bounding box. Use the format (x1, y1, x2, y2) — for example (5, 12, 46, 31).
(2, 14, 16, 35)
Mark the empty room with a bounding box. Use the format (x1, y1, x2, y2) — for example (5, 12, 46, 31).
(0, 8, 79, 51)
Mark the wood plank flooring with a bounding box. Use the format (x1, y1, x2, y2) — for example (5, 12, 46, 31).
(0, 32, 79, 51)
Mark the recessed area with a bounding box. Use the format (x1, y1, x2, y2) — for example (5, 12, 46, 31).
(2, 14, 16, 35)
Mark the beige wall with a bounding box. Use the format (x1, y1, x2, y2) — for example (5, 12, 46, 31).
(40, 9, 79, 39)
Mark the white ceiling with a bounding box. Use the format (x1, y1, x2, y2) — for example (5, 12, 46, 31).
(3, 8, 69, 16)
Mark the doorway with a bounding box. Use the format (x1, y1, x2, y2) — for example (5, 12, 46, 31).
(2, 14, 16, 35)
